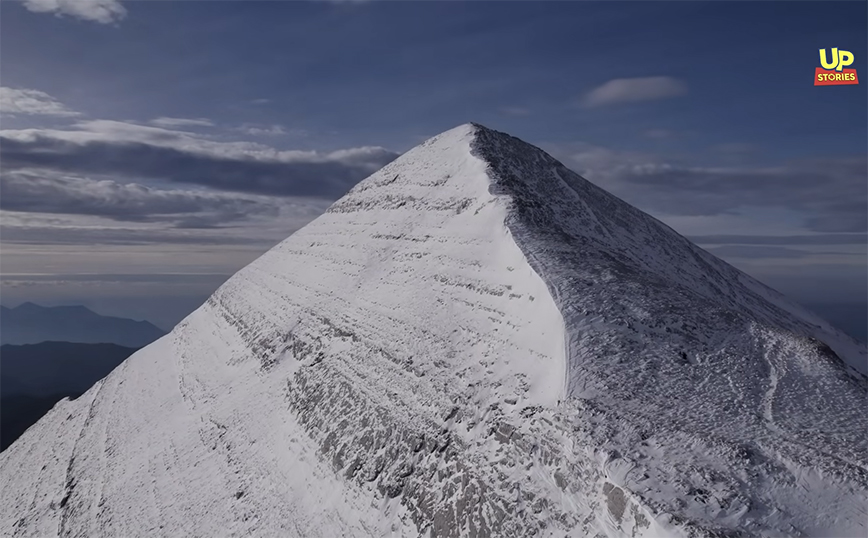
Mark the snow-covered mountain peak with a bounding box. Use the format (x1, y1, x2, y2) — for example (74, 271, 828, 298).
(1, 123, 865, 538)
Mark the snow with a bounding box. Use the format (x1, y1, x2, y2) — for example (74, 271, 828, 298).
(1, 123, 865, 538)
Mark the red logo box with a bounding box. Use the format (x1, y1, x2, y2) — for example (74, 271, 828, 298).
(815, 67, 859, 86)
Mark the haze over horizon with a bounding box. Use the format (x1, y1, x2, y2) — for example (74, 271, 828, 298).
(1, 0, 865, 338)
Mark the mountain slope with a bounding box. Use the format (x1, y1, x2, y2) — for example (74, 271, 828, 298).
(0, 303, 165, 347)
(1, 124, 865, 538)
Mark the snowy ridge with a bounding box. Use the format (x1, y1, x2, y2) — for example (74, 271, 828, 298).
(1, 124, 865, 538)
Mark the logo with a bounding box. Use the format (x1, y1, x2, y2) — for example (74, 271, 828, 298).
(815, 48, 858, 86)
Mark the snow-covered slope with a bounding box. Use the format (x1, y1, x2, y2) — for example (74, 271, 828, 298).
(1, 124, 865, 538)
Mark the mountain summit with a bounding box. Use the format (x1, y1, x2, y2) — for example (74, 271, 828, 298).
(1, 124, 865, 537)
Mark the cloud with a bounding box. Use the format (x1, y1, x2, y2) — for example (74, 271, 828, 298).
(22, 0, 126, 24)
(621, 160, 866, 232)
(0, 273, 234, 285)
(149, 117, 214, 128)
(0, 87, 81, 117)
(0, 120, 399, 199)
(550, 142, 867, 233)
(0, 223, 276, 247)
(0, 187, 331, 248)
(4, 120, 258, 155)
(582, 76, 688, 107)
(687, 234, 867, 246)
(704, 245, 855, 260)
(0, 170, 280, 228)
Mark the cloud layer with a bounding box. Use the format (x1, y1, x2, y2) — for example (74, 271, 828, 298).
(688, 234, 867, 246)
(149, 117, 215, 128)
(1, 170, 279, 228)
(1, 120, 399, 199)
(704, 245, 856, 260)
(550, 142, 867, 234)
(617, 159, 866, 233)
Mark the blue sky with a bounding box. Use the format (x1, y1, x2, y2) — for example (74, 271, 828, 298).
(3, 1, 867, 155)
(1, 0, 865, 336)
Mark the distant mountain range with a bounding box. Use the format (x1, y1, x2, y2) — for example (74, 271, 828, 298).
(1, 341, 139, 451)
(0, 302, 165, 347)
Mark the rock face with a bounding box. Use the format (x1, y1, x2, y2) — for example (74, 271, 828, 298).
(1, 124, 865, 538)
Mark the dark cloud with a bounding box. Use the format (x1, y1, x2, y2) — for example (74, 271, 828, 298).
(0, 273, 232, 285)
(556, 144, 867, 233)
(688, 233, 867, 246)
(617, 159, 867, 232)
(704, 245, 855, 260)
(0, 132, 398, 199)
(0, 224, 281, 247)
